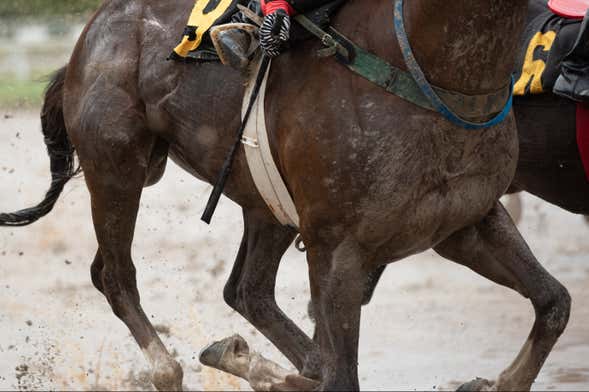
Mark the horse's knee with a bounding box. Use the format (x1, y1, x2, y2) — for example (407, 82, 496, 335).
(535, 281, 571, 338)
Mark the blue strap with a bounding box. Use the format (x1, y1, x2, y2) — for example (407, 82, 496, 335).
(393, 0, 514, 130)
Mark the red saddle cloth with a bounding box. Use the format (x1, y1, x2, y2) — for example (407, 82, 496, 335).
(577, 103, 589, 181)
(549, 0, 589, 19)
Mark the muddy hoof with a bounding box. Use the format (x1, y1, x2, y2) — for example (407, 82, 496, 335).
(199, 334, 249, 368)
(199, 341, 225, 368)
(270, 375, 320, 391)
(152, 358, 184, 391)
(456, 378, 495, 391)
(199, 334, 252, 380)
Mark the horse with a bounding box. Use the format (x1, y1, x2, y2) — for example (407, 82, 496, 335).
(0, 0, 571, 390)
(363, 0, 589, 313)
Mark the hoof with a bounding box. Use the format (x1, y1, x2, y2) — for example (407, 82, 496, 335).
(271, 374, 320, 391)
(456, 378, 495, 392)
(152, 358, 184, 391)
(199, 334, 249, 369)
(285, 374, 320, 390)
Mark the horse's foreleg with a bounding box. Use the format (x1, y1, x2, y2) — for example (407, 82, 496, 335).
(75, 114, 183, 391)
(216, 209, 316, 372)
(434, 202, 571, 391)
(307, 238, 370, 391)
(302, 259, 385, 381)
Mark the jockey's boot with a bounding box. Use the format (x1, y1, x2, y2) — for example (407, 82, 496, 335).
(554, 10, 589, 101)
(210, 24, 259, 71)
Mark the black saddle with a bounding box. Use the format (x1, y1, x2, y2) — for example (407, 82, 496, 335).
(187, 0, 347, 62)
(514, 0, 584, 96)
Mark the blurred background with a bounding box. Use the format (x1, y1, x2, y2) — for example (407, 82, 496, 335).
(0, 0, 99, 108)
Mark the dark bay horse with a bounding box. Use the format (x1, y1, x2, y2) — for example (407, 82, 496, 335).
(0, 0, 571, 390)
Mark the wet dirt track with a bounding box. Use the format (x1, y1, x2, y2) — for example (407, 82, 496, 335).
(0, 111, 588, 391)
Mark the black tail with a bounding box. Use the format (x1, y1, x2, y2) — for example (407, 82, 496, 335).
(0, 66, 80, 227)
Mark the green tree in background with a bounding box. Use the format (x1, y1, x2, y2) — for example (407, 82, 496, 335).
(0, 0, 101, 17)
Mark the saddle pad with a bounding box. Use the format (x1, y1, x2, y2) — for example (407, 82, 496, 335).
(514, 1, 582, 96)
(241, 56, 300, 228)
(577, 103, 589, 181)
(549, 0, 589, 19)
(171, 0, 239, 60)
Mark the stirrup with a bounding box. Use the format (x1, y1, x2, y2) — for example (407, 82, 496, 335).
(210, 23, 259, 70)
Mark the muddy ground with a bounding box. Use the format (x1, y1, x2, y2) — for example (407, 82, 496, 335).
(0, 110, 588, 391)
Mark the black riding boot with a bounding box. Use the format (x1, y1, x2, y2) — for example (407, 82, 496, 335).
(554, 10, 589, 101)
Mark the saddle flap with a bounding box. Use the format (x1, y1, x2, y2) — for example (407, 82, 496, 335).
(548, 0, 589, 19)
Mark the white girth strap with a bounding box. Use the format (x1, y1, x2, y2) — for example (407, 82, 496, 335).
(241, 57, 300, 228)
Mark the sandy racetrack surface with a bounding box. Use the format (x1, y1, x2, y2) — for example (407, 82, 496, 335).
(0, 110, 588, 391)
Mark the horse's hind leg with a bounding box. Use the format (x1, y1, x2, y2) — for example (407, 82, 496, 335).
(74, 116, 182, 391)
(434, 203, 571, 391)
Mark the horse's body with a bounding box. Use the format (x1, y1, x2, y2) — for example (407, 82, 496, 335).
(512, 94, 589, 214)
(0, 0, 572, 390)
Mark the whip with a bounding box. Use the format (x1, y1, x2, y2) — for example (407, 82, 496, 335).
(201, 55, 271, 224)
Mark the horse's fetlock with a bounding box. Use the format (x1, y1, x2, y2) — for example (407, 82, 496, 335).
(152, 357, 183, 391)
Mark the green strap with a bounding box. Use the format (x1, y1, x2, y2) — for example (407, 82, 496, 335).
(343, 36, 435, 111)
(295, 14, 434, 111)
(294, 15, 510, 120)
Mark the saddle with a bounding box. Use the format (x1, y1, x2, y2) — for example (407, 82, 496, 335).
(549, 0, 589, 19)
(170, 0, 346, 63)
(514, 0, 587, 96)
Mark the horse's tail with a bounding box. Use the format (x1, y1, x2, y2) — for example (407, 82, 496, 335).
(0, 66, 80, 227)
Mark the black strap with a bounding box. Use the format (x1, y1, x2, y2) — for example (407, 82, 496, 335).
(201, 55, 272, 224)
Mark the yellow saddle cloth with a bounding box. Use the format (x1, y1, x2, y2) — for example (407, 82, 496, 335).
(172, 0, 239, 59)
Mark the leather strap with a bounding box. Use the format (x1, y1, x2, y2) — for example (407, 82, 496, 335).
(241, 56, 301, 228)
(393, 0, 513, 129)
(295, 12, 513, 127)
